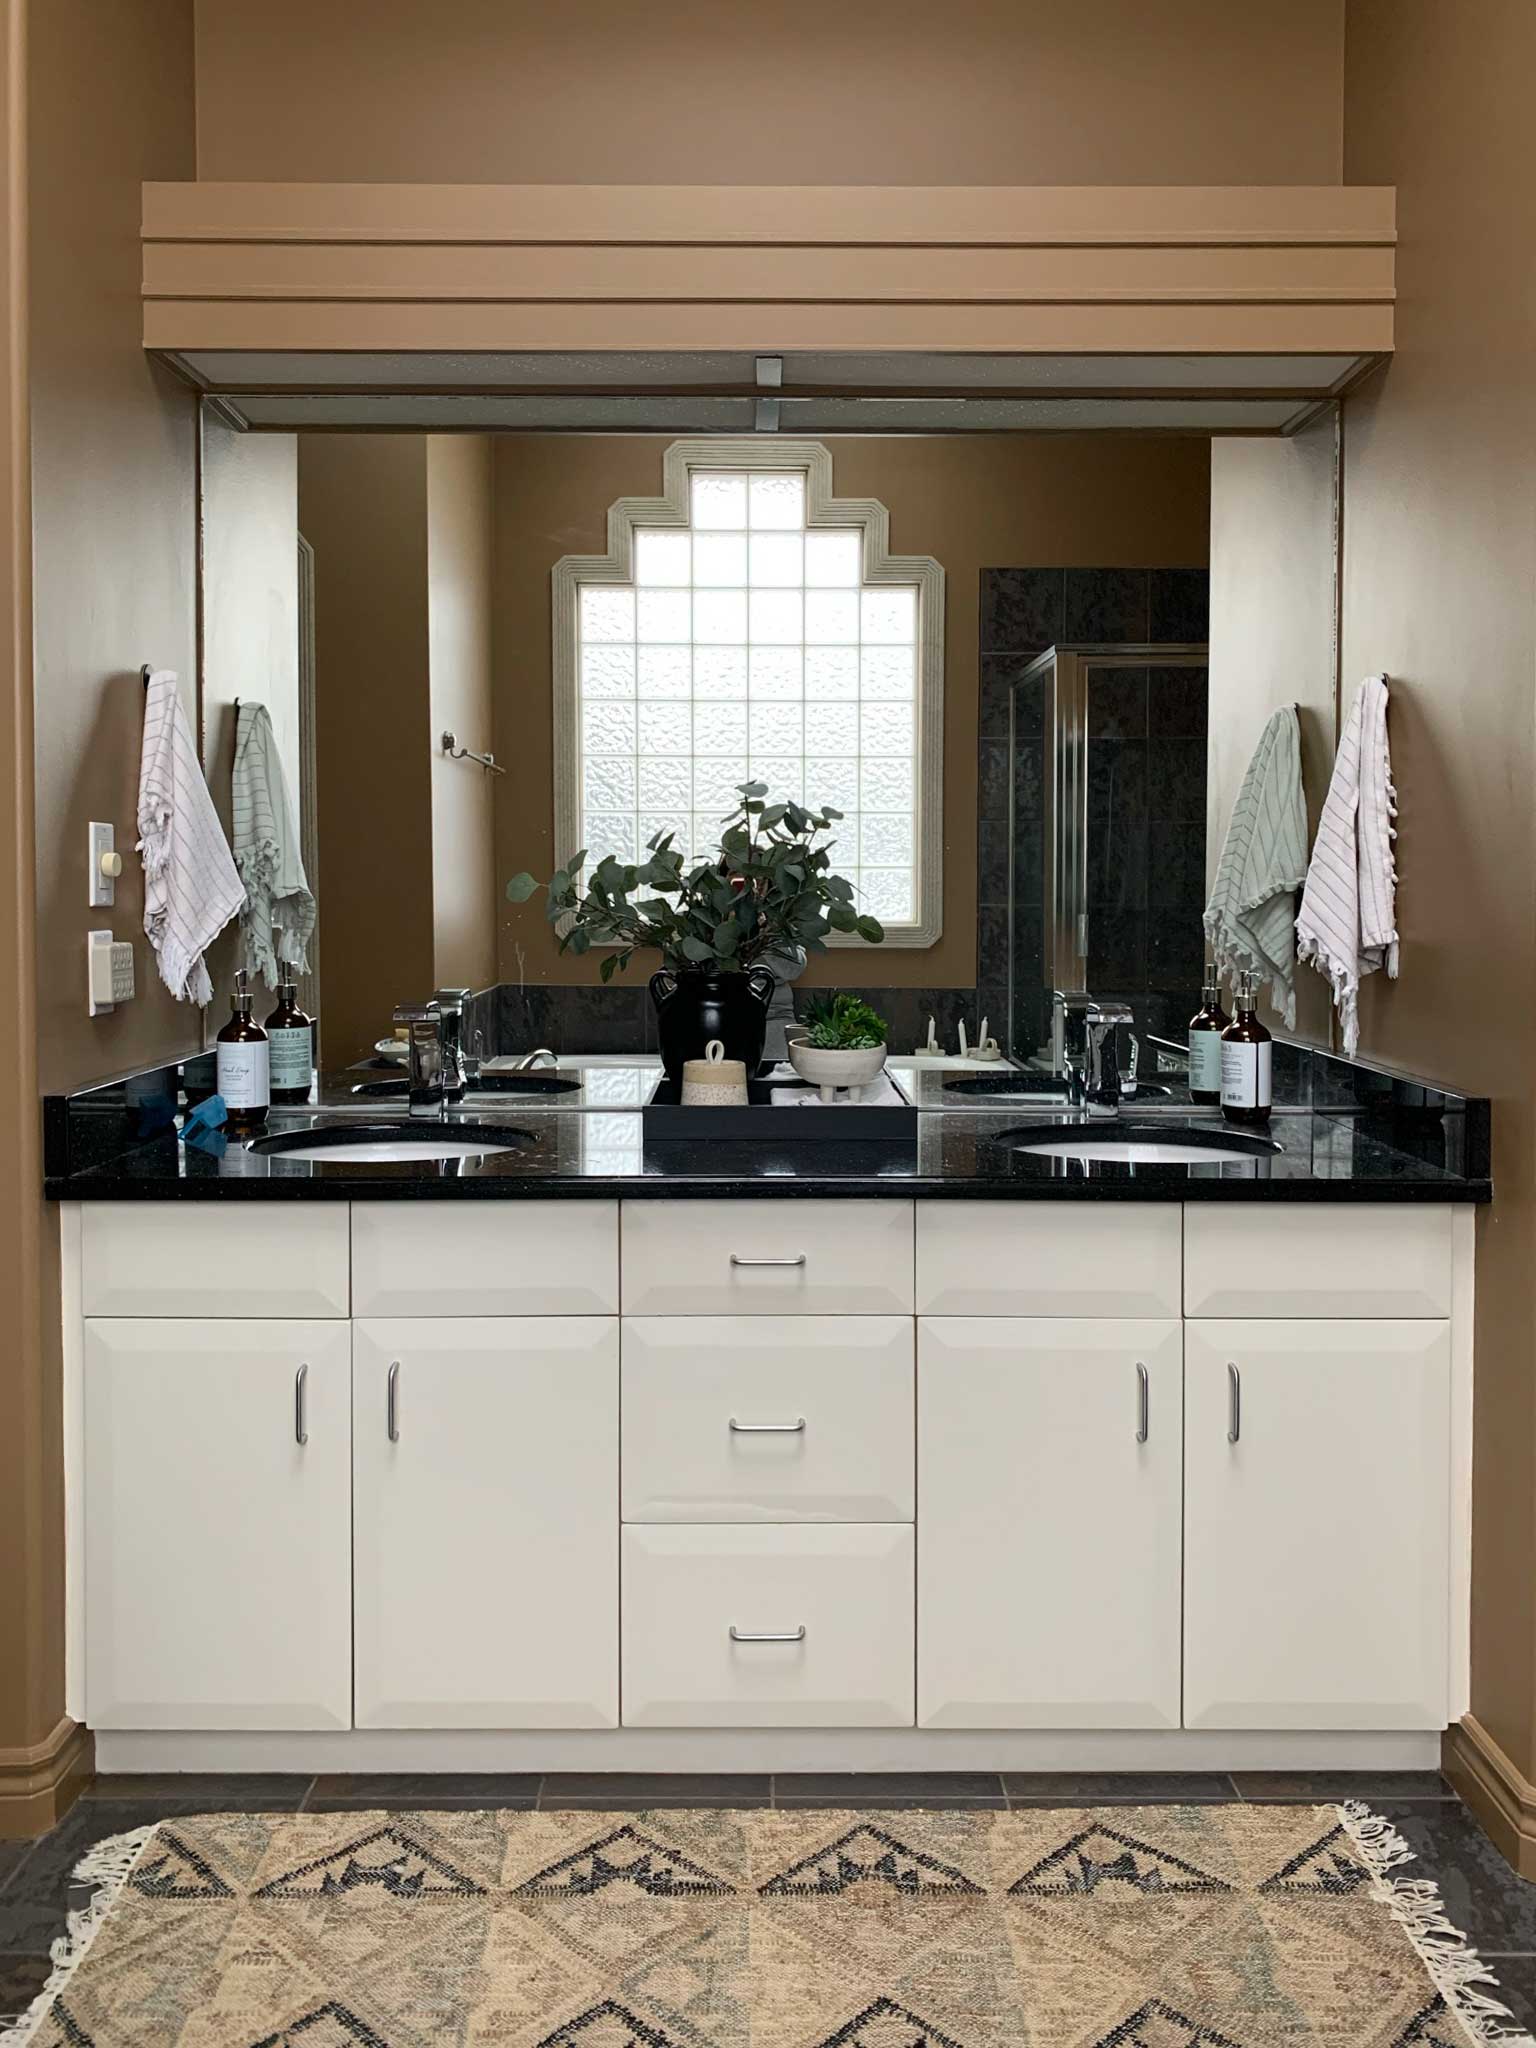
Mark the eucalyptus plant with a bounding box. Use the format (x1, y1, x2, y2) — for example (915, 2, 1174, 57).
(506, 784, 884, 982)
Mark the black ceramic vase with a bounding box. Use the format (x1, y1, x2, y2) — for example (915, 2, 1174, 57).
(650, 967, 777, 1081)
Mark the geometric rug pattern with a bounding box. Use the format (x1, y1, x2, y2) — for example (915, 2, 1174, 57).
(15, 1804, 1518, 2047)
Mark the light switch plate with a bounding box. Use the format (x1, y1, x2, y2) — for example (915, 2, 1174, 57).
(88, 821, 116, 908)
(87, 930, 134, 1016)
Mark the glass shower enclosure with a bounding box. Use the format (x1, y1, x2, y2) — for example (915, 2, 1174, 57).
(1006, 643, 1210, 1067)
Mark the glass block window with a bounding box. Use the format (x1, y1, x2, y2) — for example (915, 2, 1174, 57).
(555, 441, 944, 947)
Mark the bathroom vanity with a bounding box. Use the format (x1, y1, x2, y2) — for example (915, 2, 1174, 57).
(49, 1071, 1483, 1777)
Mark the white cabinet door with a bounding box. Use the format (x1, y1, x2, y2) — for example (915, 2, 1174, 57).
(917, 1203, 1182, 1317)
(918, 1318, 1183, 1728)
(623, 1524, 914, 1727)
(353, 1318, 618, 1728)
(352, 1202, 619, 1316)
(85, 1319, 351, 1729)
(622, 1315, 913, 1522)
(1184, 1320, 1450, 1730)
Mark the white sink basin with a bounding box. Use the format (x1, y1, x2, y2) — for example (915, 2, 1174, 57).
(1020, 1135, 1269, 1164)
(247, 1122, 527, 1164)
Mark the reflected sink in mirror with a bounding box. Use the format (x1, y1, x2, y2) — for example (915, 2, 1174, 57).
(1007, 1122, 1281, 1165)
(247, 1122, 533, 1164)
(350, 1072, 581, 1103)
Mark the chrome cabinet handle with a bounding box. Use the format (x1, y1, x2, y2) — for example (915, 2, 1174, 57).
(1227, 1362, 1241, 1444)
(729, 1416, 806, 1434)
(730, 1625, 807, 1643)
(1135, 1362, 1149, 1444)
(387, 1359, 401, 1443)
(729, 1253, 806, 1268)
(294, 1363, 308, 1447)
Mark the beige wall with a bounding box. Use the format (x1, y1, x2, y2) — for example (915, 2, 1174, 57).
(30, 0, 199, 1097)
(495, 433, 1210, 987)
(1340, 0, 1536, 1798)
(192, 0, 1343, 186)
(427, 436, 497, 995)
(299, 436, 434, 1064)
(1207, 415, 1340, 1044)
(199, 412, 300, 1000)
(4, 0, 197, 1832)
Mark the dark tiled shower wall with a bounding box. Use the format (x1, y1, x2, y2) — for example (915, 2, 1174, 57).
(978, 567, 1210, 1055)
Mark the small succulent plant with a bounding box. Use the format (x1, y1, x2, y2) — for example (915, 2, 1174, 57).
(800, 992, 888, 1051)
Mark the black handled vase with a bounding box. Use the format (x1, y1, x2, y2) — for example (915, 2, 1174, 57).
(649, 967, 777, 1081)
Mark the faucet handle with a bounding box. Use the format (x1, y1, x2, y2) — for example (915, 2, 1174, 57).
(394, 999, 438, 1026)
(432, 987, 471, 1016)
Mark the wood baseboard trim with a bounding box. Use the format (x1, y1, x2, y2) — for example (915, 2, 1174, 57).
(1443, 1714, 1536, 1880)
(0, 1716, 94, 1839)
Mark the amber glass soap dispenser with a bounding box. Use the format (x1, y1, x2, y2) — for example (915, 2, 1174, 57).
(265, 979, 314, 1105)
(216, 967, 270, 1132)
(1219, 969, 1273, 1127)
(1187, 964, 1230, 1105)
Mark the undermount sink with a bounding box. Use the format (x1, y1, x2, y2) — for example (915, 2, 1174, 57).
(1008, 1122, 1281, 1165)
(247, 1122, 532, 1164)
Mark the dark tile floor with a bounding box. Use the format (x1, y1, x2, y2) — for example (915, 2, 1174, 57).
(2, 1770, 1534, 2028)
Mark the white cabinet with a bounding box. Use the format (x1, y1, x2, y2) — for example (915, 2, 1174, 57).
(84, 1319, 352, 1729)
(1184, 1320, 1451, 1730)
(352, 1318, 618, 1728)
(918, 1318, 1184, 1729)
(82, 1204, 349, 1317)
(352, 1202, 619, 1317)
(916, 1202, 1182, 1316)
(1183, 1206, 1452, 1318)
(623, 1524, 915, 1727)
(621, 1199, 914, 1315)
(622, 1316, 914, 1523)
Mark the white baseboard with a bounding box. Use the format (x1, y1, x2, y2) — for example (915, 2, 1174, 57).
(93, 1726, 1443, 1775)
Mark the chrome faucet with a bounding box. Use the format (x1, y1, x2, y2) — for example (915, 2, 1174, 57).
(1054, 991, 1136, 1115)
(393, 988, 472, 1119)
(513, 1047, 558, 1072)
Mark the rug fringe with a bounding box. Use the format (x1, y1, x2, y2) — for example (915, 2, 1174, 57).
(1336, 1801, 1536, 2046)
(0, 1824, 159, 2045)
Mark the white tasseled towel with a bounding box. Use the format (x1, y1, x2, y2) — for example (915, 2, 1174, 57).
(136, 669, 245, 1006)
(1202, 704, 1309, 1028)
(1296, 673, 1399, 1056)
(232, 700, 315, 988)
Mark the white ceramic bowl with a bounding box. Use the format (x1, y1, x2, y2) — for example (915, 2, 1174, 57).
(785, 1037, 887, 1100)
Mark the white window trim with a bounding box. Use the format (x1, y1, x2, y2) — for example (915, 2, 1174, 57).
(551, 437, 945, 948)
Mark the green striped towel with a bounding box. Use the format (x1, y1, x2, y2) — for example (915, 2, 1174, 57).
(1203, 705, 1308, 1027)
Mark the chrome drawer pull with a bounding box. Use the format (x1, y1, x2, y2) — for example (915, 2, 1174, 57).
(387, 1359, 401, 1443)
(730, 1625, 807, 1644)
(1227, 1362, 1241, 1444)
(1135, 1361, 1149, 1445)
(294, 1363, 309, 1447)
(729, 1416, 806, 1434)
(729, 1253, 806, 1268)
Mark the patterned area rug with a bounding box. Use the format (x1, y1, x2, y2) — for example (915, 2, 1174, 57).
(6, 1803, 1533, 2046)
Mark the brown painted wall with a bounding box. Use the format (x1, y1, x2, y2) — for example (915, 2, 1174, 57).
(1207, 416, 1340, 1046)
(1340, 0, 1536, 1773)
(30, 0, 199, 1096)
(192, 0, 1344, 186)
(494, 434, 1211, 987)
(427, 436, 497, 996)
(299, 436, 434, 1065)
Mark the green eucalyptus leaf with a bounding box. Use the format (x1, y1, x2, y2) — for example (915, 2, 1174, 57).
(679, 934, 715, 963)
(856, 915, 886, 942)
(505, 871, 540, 903)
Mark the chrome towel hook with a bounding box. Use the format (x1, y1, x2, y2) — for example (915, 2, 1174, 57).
(441, 728, 505, 776)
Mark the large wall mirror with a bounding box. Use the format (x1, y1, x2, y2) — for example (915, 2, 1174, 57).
(197, 404, 1339, 1080)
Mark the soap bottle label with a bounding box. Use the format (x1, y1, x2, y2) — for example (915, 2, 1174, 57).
(1188, 1032, 1223, 1096)
(268, 1026, 312, 1091)
(217, 1039, 270, 1110)
(1220, 1038, 1272, 1110)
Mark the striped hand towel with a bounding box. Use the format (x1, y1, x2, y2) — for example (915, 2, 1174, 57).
(1296, 673, 1398, 1056)
(136, 669, 245, 1006)
(232, 700, 315, 988)
(1202, 704, 1309, 1028)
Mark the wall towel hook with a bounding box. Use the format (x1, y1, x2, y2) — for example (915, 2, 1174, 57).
(441, 728, 505, 776)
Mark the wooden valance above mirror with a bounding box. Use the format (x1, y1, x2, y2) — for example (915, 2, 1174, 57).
(142, 182, 1393, 435)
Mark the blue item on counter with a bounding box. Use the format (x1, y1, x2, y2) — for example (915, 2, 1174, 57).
(180, 1094, 229, 1150)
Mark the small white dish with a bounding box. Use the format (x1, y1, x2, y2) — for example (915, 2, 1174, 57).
(786, 1036, 888, 1103)
(373, 1038, 408, 1065)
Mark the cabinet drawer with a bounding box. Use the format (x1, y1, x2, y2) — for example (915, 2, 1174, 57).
(622, 1316, 913, 1522)
(916, 1201, 1181, 1316)
(1184, 1205, 1453, 1318)
(352, 1201, 618, 1315)
(81, 1203, 349, 1317)
(622, 1525, 914, 1726)
(620, 1200, 913, 1315)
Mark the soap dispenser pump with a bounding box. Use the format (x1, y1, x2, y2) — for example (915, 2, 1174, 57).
(216, 967, 270, 1132)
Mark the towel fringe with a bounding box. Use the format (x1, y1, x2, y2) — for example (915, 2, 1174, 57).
(1335, 1802, 1536, 2045)
(0, 1825, 159, 2044)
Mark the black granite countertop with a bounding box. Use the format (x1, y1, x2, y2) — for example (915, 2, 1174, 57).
(45, 1064, 1490, 1204)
